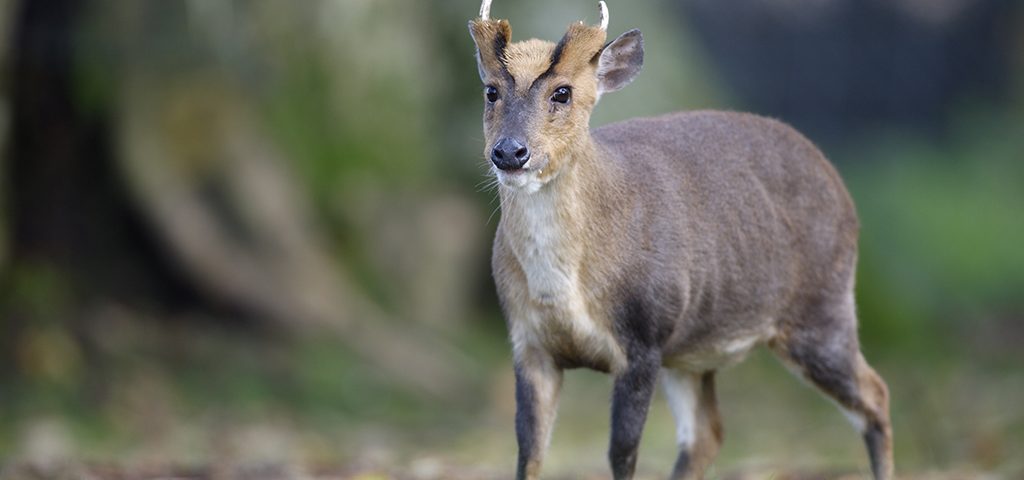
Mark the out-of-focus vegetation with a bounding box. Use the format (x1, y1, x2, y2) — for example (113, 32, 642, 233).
(0, 0, 1022, 478)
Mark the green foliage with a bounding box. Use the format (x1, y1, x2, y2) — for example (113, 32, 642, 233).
(845, 109, 1024, 360)
(2, 263, 75, 326)
(257, 3, 440, 209)
(0, 319, 478, 461)
(2, 0, 1023, 475)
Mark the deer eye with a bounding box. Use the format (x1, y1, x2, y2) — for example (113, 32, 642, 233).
(485, 86, 499, 103)
(551, 86, 571, 104)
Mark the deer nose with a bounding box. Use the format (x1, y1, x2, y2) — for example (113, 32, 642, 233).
(491, 137, 531, 171)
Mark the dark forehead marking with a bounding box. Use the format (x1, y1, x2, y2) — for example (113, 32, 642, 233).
(493, 32, 508, 67)
(529, 34, 569, 90)
(491, 33, 515, 85)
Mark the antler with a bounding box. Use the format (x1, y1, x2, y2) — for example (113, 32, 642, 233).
(479, 0, 605, 29)
(480, 0, 493, 20)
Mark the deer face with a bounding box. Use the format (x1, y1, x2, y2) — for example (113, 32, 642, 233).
(470, 2, 643, 192)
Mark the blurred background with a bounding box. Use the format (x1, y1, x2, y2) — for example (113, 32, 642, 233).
(1, 0, 1022, 478)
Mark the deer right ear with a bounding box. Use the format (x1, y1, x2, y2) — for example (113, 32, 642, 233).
(596, 29, 643, 95)
(469, 19, 512, 82)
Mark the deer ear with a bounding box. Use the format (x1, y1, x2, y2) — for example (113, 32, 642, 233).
(596, 29, 643, 95)
(475, 51, 487, 82)
(469, 19, 512, 82)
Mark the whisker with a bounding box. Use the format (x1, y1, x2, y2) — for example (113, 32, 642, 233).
(486, 187, 514, 225)
(475, 177, 498, 191)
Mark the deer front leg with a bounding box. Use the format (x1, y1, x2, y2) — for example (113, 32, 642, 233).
(514, 350, 563, 480)
(608, 350, 660, 480)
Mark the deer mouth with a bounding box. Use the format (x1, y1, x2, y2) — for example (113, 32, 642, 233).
(494, 166, 531, 186)
(494, 156, 551, 192)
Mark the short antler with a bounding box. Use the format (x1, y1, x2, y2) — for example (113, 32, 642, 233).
(480, 0, 493, 20)
(598, 1, 609, 30)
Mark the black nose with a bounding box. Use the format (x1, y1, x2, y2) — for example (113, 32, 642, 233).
(491, 137, 531, 171)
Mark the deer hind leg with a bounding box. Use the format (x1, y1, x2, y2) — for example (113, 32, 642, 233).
(662, 370, 723, 480)
(772, 295, 894, 480)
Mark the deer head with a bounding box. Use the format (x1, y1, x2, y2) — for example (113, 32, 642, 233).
(470, 1, 644, 192)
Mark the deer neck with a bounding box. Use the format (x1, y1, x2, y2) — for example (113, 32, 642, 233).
(500, 139, 610, 232)
(498, 137, 623, 301)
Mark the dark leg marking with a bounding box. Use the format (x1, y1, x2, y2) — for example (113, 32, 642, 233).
(514, 363, 536, 480)
(864, 419, 887, 480)
(608, 352, 660, 480)
(670, 450, 691, 479)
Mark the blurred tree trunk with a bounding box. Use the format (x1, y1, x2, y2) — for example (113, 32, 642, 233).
(4, 0, 199, 307)
(1, 0, 210, 382)
(0, 0, 214, 384)
(1, 0, 470, 398)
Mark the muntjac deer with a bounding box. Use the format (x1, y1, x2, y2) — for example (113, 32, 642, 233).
(470, 1, 893, 479)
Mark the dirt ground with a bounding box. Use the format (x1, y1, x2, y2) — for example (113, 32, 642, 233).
(0, 462, 1000, 480)
(2, 350, 1019, 480)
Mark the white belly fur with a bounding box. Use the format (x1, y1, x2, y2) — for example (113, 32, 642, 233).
(664, 329, 772, 373)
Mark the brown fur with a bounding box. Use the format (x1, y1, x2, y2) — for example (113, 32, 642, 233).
(503, 39, 556, 88)
(469, 19, 511, 70)
(472, 9, 893, 480)
(552, 22, 608, 76)
(675, 372, 723, 480)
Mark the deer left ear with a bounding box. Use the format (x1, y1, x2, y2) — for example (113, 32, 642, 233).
(596, 29, 643, 95)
